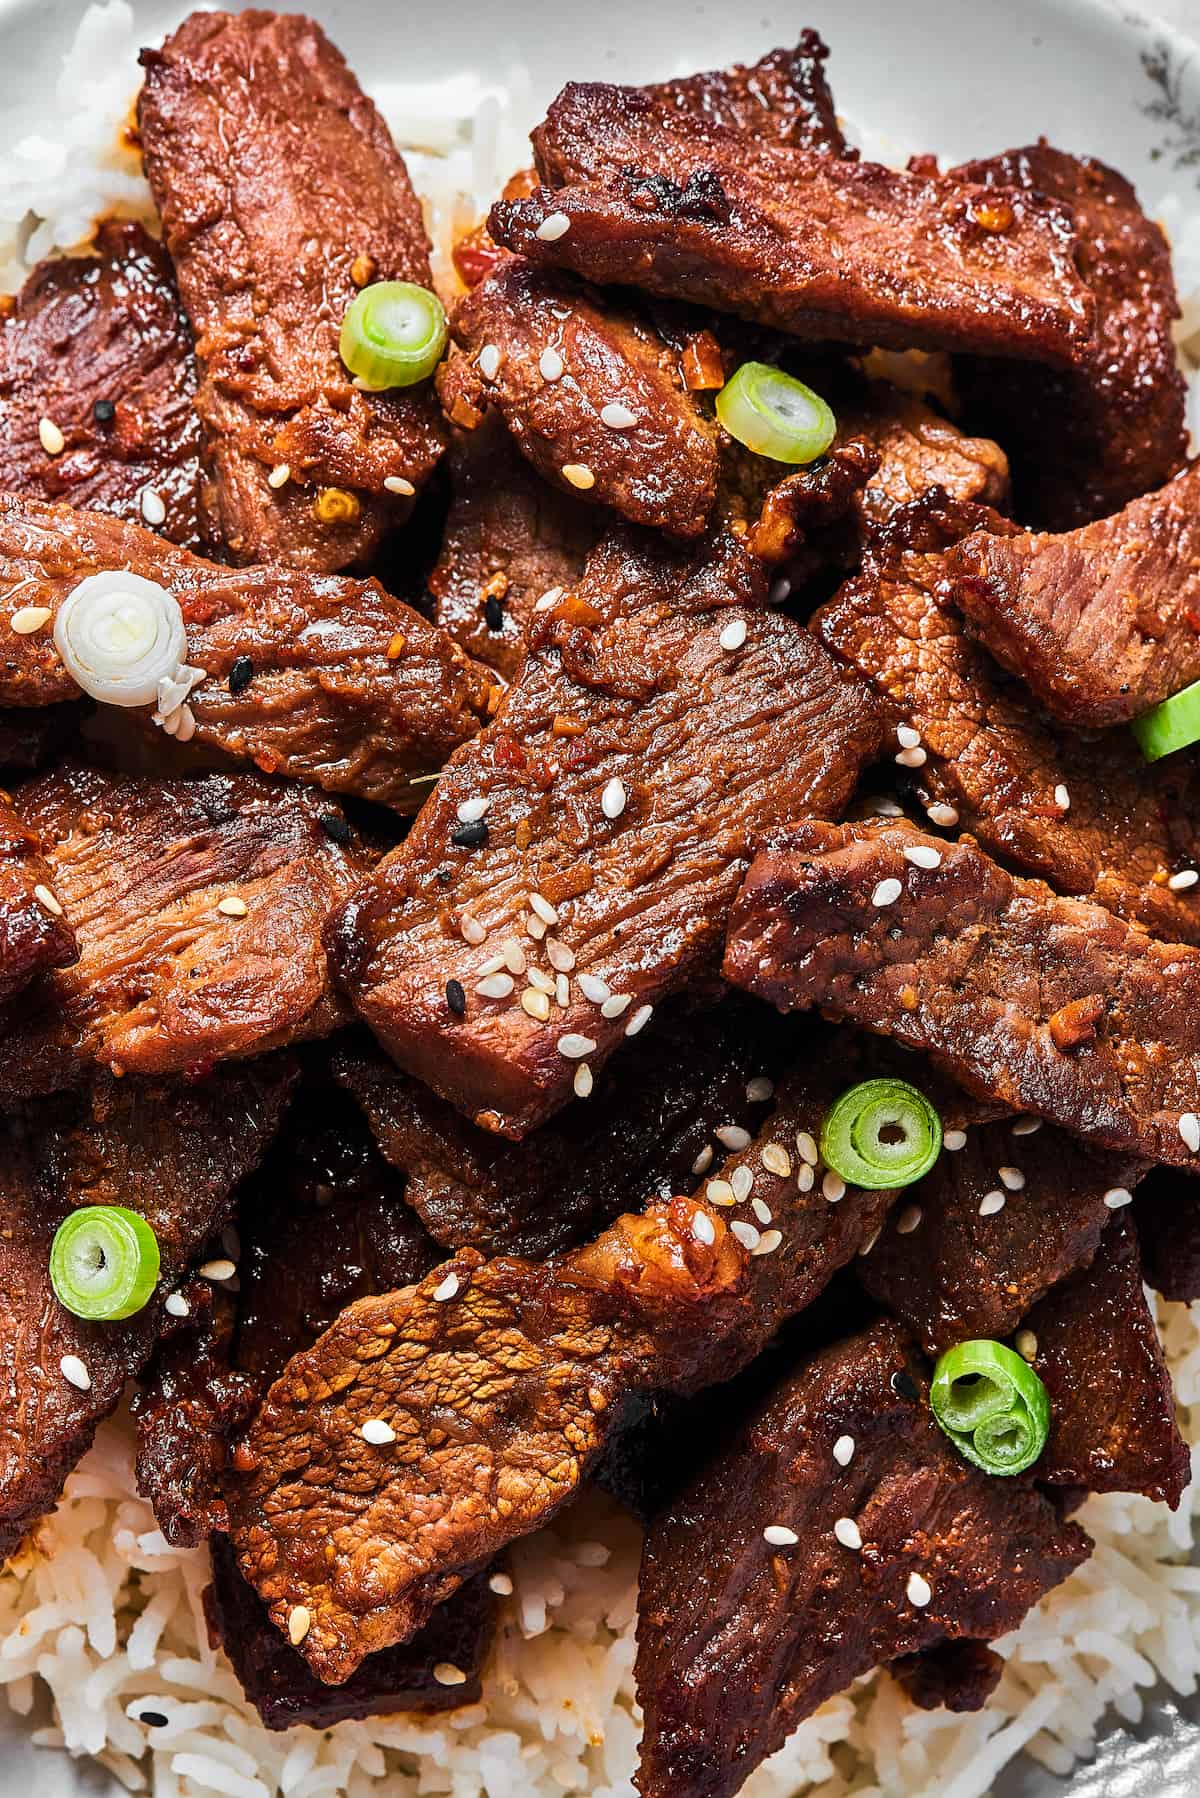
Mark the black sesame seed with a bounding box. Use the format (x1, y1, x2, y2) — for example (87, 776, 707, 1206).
(484, 595, 504, 632)
(138, 1711, 168, 1729)
(228, 655, 254, 695)
(318, 813, 351, 844)
(891, 1370, 919, 1402)
(451, 820, 489, 849)
(93, 399, 116, 425)
(445, 978, 467, 1016)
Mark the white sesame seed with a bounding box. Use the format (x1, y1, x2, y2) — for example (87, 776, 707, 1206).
(578, 973, 610, 1003)
(562, 463, 595, 490)
(601, 777, 627, 820)
(361, 1418, 396, 1445)
(288, 1606, 311, 1646)
(433, 1272, 460, 1302)
(1104, 1186, 1134, 1209)
(457, 795, 490, 824)
(529, 893, 559, 926)
(535, 586, 563, 611)
(545, 938, 575, 972)
(10, 606, 51, 635)
(692, 1210, 716, 1245)
(926, 802, 959, 827)
(834, 1517, 863, 1550)
(706, 1179, 735, 1207)
(556, 975, 570, 1011)
(716, 1124, 751, 1151)
(731, 1164, 754, 1203)
(33, 883, 62, 916)
(944, 1129, 967, 1151)
(872, 878, 902, 907)
(907, 1572, 932, 1608)
(140, 488, 166, 527)
(871, 797, 904, 818)
(1015, 1329, 1039, 1361)
(753, 1229, 783, 1256)
(476, 973, 515, 999)
(199, 1259, 237, 1281)
(796, 1131, 819, 1166)
(751, 1196, 773, 1224)
(692, 1145, 714, 1176)
(535, 211, 571, 241)
(557, 1033, 596, 1059)
(1169, 869, 1200, 891)
(859, 1225, 882, 1256)
(601, 402, 637, 430)
(763, 1524, 798, 1547)
(719, 618, 748, 652)
(895, 746, 927, 768)
(539, 347, 564, 381)
(1011, 1117, 1042, 1136)
(730, 1220, 761, 1251)
(823, 1171, 846, 1202)
(978, 1191, 1006, 1217)
(476, 953, 507, 978)
(896, 1204, 923, 1234)
(1181, 1113, 1200, 1153)
(573, 1062, 593, 1098)
(488, 1572, 514, 1596)
(896, 725, 921, 749)
(833, 1434, 855, 1466)
(601, 993, 631, 1019)
(217, 895, 248, 917)
(746, 1076, 774, 1103)
(522, 988, 551, 1021)
(384, 475, 416, 496)
(460, 914, 486, 945)
(769, 575, 791, 605)
(502, 938, 527, 975)
(903, 845, 942, 870)
(477, 344, 501, 381)
(433, 1662, 467, 1687)
(626, 1003, 653, 1036)
(164, 1292, 190, 1318)
(267, 462, 291, 489)
(762, 1143, 791, 1179)
(999, 1166, 1025, 1190)
(797, 1163, 815, 1192)
(1054, 783, 1071, 811)
(38, 416, 65, 456)
(60, 1354, 91, 1391)
(527, 966, 555, 994)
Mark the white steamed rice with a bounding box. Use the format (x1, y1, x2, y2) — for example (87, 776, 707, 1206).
(4, 7, 1200, 1797)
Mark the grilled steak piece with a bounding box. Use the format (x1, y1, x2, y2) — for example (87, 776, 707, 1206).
(813, 514, 1200, 942)
(138, 9, 444, 572)
(429, 418, 597, 678)
(0, 765, 372, 1093)
(840, 390, 1010, 534)
(859, 1114, 1143, 1355)
(327, 528, 885, 1139)
(0, 496, 494, 808)
(0, 788, 76, 1004)
(952, 145, 1187, 529)
(439, 262, 719, 537)
(206, 1536, 494, 1727)
(1024, 1212, 1189, 1505)
(635, 1319, 1090, 1798)
(1135, 1168, 1200, 1302)
(490, 87, 1095, 364)
(0, 221, 203, 548)
(947, 463, 1200, 727)
(0, 1058, 293, 1562)
(334, 1000, 788, 1257)
(724, 817, 1200, 1168)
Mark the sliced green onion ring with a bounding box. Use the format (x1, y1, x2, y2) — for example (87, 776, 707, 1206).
(819, 1078, 942, 1189)
(49, 1205, 161, 1321)
(339, 281, 448, 389)
(54, 572, 186, 708)
(1131, 679, 1200, 762)
(714, 361, 836, 464)
(930, 1339, 1050, 1476)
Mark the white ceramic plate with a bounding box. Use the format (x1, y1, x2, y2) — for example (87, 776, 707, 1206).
(0, 0, 1199, 1792)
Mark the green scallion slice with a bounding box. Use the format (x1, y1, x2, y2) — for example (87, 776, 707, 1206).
(1131, 679, 1200, 762)
(49, 1205, 161, 1321)
(339, 281, 448, 390)
(930, 1339, 1050, 1476)
(714, 361, 836, 464)
(819, 1078, 942, 1189)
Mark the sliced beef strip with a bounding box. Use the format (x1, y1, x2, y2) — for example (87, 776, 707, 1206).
(0, 221, 204, 549)
(490, 86, 1095, 364)
(334, 999, 790, 1257)
(0, 494, 495, 810)
(438, 261, 719, 538)
(0, 1057, 294, 1562)
(138, 9, 444, 573)
(812, 516, 1200, 942)
(947, 463, 1200, 728)
(326, 528, 885, 1139)
(428, 417, 597, 679)
(0, 765, 373, 1093)
(859, 1113, 1143, 1356)
(724, 817, 1200, 1168)
(1135, 1167, 1200, 1302)
(634, 1319, 1090, 1798)
(839, 388, 1010, 535)
(1024, 1211, 1189, 1505)
(0, 787, 77, 1004)
(638, 31, 848, 156)
(952, 144, 1187, 529)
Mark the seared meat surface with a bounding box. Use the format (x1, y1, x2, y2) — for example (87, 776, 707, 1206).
(948, 463, 1200, 727)
(0, 495, 495, 809)
(0, 788, 77, 1003)
(839, 389, 1010, 534)
(0, 221, 204, 548)
(635, 1320, 1090, 1798)
(440, 262, 719, 537)
(138, 9, 444, 571)
(725, 818, 1200, 1167)
(638, 31, 848, 156)
(953, 144, 1187, 528)
(0, 765, 371, 1092)
(328, 529, 884, 1138)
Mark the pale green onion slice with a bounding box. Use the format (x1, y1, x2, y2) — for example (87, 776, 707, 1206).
(820, 1078, 942, 1189)
(54, 572, 186, 707)
(49, 1205, 161, 1321)
(930, 1339, 1050, 1476)
(715, 361, 836, 464)
(1131, 679, 1200, 762)
(339, 281, 448, 389)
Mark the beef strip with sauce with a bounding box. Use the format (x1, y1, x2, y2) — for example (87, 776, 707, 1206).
(0, 495, 495, 808)
(947, 462, 1200, 727)
(327, 528, 885, 1139)
(724, 817, 1200, 1168)
(0, 787, 77, 1003)
(0, 764, 372, 1093)
(635, 1319, 1091, 1798)
(0, 1057, 294, 1561)
(836, 387, 1010, 537)
(138, 9, 444, 571)
(0, 220, 204, 548)
(1135, 1167, 1200, 1302)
